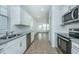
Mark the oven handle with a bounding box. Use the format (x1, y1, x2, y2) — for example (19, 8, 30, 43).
(58, 36, 70, 42)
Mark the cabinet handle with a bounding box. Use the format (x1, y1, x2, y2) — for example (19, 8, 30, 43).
(20, 42, 22, 47)
(58, 36, 69, 41)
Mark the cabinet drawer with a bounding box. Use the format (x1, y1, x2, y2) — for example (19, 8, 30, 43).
(71, 49, 79, 54)
(72, 42, 79, 54)
(0, 39, 19, 49)
(1, 44, 20, 54)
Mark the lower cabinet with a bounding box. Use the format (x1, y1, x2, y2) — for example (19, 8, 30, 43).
(2, 42, 21, 54)
(20, 35, 26, 53)
(0, 35, 26, 54)
(71, 41, 79, 54)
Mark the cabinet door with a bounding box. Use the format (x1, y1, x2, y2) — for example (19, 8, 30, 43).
(10, 6, 21, 25)
(2, 43, 20, 54)
(0, 37, 22, 54)
(21, 8, 31, 25)
(20, 35, 26, 53)
(69, 5, 77, 10)
(62, 6, 69, 15)
(1, 39, 21, 54)
(0, 16, 7, 30)
(0, 5, 8, 16)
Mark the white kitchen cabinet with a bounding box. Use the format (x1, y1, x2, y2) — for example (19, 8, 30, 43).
(0, 16, 7, 30)
(62, 5, 77, 15)
(10, 6, 21, 25)
(0, 37, 21, 54)
(62, 6, 70, 15)
(20, 8, 31, 26)
(68, 5, 77, 10)
(0, 35, 27, 54)
(20, 35, 26, 53)
(1, 42, 20, 54)
(10, 6, 32, 26)
(0, 5, 8, 16)
(71, 41, 79, 54)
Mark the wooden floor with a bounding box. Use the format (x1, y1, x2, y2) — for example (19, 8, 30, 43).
(25, 32, 58, 54)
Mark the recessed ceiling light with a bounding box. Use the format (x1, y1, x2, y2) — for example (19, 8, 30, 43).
(41, 8, 45, 11)
(37, 16, 40, 18)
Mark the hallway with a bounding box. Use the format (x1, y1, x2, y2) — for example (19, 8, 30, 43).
(26, 32, 58, 54)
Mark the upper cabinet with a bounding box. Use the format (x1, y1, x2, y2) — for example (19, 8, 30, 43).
(10, 6, 33, 26)
(20, 7, 32, 26)
(68, 5, 77, 10)
(62, 6, 69, 15)
(62, 5, 77, 15)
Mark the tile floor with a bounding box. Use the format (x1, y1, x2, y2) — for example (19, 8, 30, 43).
(25, 32, 58, 54)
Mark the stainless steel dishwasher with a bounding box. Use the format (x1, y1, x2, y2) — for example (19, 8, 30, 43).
(27, 33, 31, 50)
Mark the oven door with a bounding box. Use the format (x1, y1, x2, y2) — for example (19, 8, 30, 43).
(57, 35, 71, 54)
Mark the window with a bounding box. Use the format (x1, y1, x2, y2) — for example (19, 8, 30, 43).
(39, 25, 42, 30)
(38, 24, 50, 31)
(43, 24, 47, 30)
(0, 5, 8, 32)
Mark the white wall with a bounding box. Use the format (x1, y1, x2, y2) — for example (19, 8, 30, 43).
(50, 6, 64, 47)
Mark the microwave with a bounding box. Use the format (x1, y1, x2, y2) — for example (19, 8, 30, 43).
(62, 6, 79, 24)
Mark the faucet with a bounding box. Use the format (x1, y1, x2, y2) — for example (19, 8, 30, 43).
(6, 31, 9, 36)
(6, 31, 14, 36)
(5, 31, 9, 39)
(10, 31, 14, 35)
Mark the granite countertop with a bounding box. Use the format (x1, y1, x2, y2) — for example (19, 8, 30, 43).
(0, 31, 32, 45)
(57, 33, 79, 44)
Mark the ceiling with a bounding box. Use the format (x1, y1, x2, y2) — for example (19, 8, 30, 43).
(22, 5, 51, 20)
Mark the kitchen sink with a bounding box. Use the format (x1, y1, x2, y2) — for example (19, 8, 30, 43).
(0, 34, 21, 39)
(0, 36, 7, 39)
